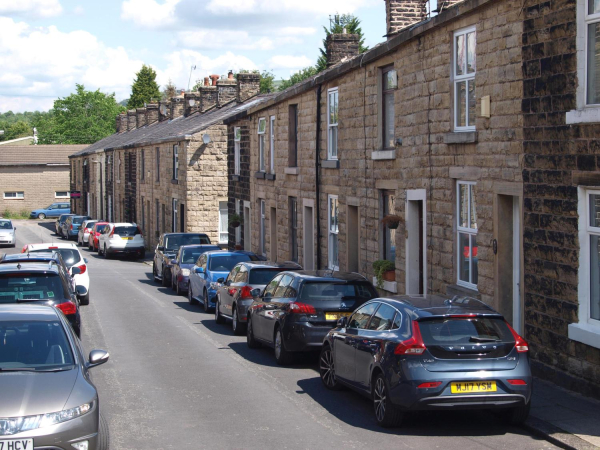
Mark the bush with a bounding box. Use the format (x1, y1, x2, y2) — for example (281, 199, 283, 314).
(373, 259, 395, 289)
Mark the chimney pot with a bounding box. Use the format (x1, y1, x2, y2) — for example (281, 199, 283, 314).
(204, 77, 210, 86)
(228, 70, 234, 79)
(236, 72, 261, 103)
(210, 74, 219, 86)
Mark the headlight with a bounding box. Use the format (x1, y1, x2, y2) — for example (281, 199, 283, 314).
(181, 269, 190, 276)
(0, 402, 93, 436)
(209, 282, 220, 290)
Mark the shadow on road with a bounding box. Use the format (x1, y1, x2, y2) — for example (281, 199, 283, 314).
(228, 341, 319, 370)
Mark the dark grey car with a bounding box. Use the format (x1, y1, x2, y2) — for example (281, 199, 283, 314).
(320, 295, 532, 428)
(0, 303, 109, 449)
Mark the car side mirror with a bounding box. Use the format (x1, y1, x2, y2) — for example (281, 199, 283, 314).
(337, 316, 348, 328)
(250, 288, 262, 298)
(71, 267, 81, 275)
(76, 285, 88, 297)
(88, 350, 109, 368)
(195, 267, 204, 274)
(217, 277, 225, 283)
(158, 246, 165, 251)
(13, 227, 16, 231)
(83, 258, 88, 264)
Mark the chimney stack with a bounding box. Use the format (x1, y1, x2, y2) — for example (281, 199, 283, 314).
(217, 77, 237, 107)
(237, 73, 261, 102)
(184, 91, 200, 117)
(146, 103, 159, 124)
(136, 107, 147, 128)
(115, 115, 121, 133)
(170, 95, 184, 119)
(119, 112, 128, 133)
(159, 101, 171, 122)
(200, 83, 217, 111)
(127, 110, 137, 131)
(384, 0, 427, 38)
(326, 33, 360, 68)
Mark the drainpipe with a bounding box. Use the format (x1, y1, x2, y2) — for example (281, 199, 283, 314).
(315, 85, 322, 270)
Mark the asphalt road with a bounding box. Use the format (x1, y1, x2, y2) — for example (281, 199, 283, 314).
(5, 220, 558, 450)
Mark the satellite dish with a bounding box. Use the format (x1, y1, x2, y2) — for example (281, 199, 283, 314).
(159, 104, 167, 115)
(202, 134, 211, 145)
(189, 99, 196, 107)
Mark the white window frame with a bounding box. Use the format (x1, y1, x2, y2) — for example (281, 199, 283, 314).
(172, 198, 178, 232)
(456, 180, 478, 290)
(3, 192, 24, 199)
(328, 194, 339, 270)
(327, 88, 338, 160)
(269, 116, 275, 173)
(258, 118, 266, 172)
(259, 199, 266, 256)
(172, 144, 179, 181)
(571, 187, 600, 348)
(235, 198, 242, 245)
(453, 26, 476, 132)
(55, 191, 69, 198)
(218, 201, 228, 244)
(234, 127, 241, 176)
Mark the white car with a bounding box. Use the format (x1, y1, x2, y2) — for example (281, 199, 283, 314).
(0, 218, 16, 247)
(98, 223, 146, 259)
(22, 242, 91, 305)
(78, 219, 98, 246)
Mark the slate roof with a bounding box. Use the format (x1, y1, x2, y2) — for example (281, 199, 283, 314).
(0, 145, 87, 166)
(70, 94, 274, 158)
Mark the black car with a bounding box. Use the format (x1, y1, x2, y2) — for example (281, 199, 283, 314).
(320, 295, 532, 428)
(170, 244, 222, 294)
(246, 271, 378, 365)
(0, 262, 84, 337)
(0, 251, 76, 293)
(153, 233, 211, 287)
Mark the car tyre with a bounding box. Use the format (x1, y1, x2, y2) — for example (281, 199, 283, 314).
(502, 402, 531, 425)
(153, 263, 160, 283)
(176, 280, 182, 296)
(80, 293, 90, 306)
(37, 213, 46, 219)
(171, 274, 177, 291)
(203, 290, 210, 313)
(98, 413, 110, 450)
(373, 373, 403, 428)
(274, 328, 293, 366)
(246, 315, 260, 349)
(215, 299, 225, 324)
(104, 246, 110, 259)
(320, 344, 343, 390)
(232, 307, 245, 335)
(162, 269, 169, 288)
(188, 286, 198, 305)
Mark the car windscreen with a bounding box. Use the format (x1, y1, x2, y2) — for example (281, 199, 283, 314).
(72, 217, 84, 224)
(84, 222, 97, 229)
(249, 269, 287, 285)
(0, 220, 13, 230)
(418, 318, 514, 346)
(209, 254, 251, 272)
(181, 247, 219, 264)
(298, 282, 377, 302)
(30, 249, 80, 268)
(0, 273, 68, 301)
(114, 226, 140, 237)
(0, 320, 74, 370)
(94, 224, 108, 233)
(165, 235, 210, 251)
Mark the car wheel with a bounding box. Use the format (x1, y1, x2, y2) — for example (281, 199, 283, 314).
(215, 299, 225, 324)
(104, 246, 110, 259)
(153, 263, 160, 283)
(502, 402, 531, 425)
(176, 280, 182, 296)
(162, 269, 169, 288)
(274, 328, 293, 366)
(373, 373, 403, 428)
(320, 344, 343, 390)
(203, 291, 210, 313)
(98, 413, 110, 450)
(246, 315, 260, 349)
(37, 213, 46, 219)
(188, 285, 198, 305)
(79, 292, 90, 306)
(232, 307, 245, 335)
(171, 274, 177, 291)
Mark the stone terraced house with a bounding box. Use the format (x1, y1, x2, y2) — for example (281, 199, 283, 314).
(224, 0, 600, 397)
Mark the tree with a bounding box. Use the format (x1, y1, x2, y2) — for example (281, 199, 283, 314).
(162, 79, 177, 100)
(128, 64, 161, 109)
(315, 14, 368, 73)
(278, 66, 319, 92)
(259, 70, 276, 93)
(35, 84, 126, 144)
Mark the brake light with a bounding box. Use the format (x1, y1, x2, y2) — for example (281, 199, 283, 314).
(507, 379, 527, 386)
(70, 225, 73, 230)
(449, 314, 477, 318)
(239, 285, 254, 300)
(48, 246, 58, 249)
(418, 382, 442, 389)
(56, 301, 77, 315)
(77, 264, 86, 275)
(394, 321, 426, 355)
(288, 302, 316, 314)
(506, 323, 529, 353)
(21, 246, 27, 253)
(109, 228, 114, 237)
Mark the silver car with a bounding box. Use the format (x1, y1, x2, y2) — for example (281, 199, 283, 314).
(0, 304, 109, 449)
(0, 219, 16, 248)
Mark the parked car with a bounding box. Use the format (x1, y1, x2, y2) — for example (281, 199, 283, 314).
(98, 223, 145, 259)
(88, 222, 109, 252)
(153, 233, 211, 287)
(77, 219, 98, 246)
(62, 215, 92, 241)
(170, 244, 221, 295)
(0, 218, 16, 247)
(319, 295, 532, 428)
(188, 250, 255, 312)
(0, 251, 76, 294)
(246, 271, 378, 365)
(55, 214, 74, 237)
(0, 262, 84, 336)
(0, 303, 109, 449)
(30, 202, 70, 220)
(22, 243, 90, 305)
(215, 261, 302, 335)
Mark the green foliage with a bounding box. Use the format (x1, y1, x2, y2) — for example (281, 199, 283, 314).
(162, 79, 177, 100)
(128, 64, 161, 109)
(35, 84, 125, 144)
(316, 14, 368, 73)
(259, 70, 276, 93)
(2, 209, 30, 219)
(0, 111, 50, 142)
(278, 66, 319, 92)
(373, 259, 395, 289)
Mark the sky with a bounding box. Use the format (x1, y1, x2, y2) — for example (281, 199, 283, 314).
(0, 0, 386, 113)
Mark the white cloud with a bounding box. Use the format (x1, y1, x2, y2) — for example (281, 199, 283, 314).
(266, 55, 313, 70)
(0, 0, 63, 18)
(177, 30, 274, 51)
(120, 0, 180, 29)
(205, 0, 369, 15)
(73, 5, 84, 16)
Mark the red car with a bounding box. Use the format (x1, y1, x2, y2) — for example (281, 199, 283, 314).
(88, 222, 109, 252)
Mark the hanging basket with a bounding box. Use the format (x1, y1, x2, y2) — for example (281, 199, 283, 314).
(230, 221, 241, 228)
(381, 214, 402, 229)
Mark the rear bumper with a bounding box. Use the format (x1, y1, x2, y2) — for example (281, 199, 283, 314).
(414, 393, 528, 410)
(176, 276, 190, 291)
(106, 246, 145, 256)
(282, 321, 333, 352)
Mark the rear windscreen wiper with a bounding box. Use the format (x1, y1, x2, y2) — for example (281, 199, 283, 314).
(469, 336, 501, 343)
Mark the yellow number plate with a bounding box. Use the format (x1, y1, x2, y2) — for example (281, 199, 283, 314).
(451, 381, 497, 394)
(122, 237, 132, 240)
(325, 312, 351, 321)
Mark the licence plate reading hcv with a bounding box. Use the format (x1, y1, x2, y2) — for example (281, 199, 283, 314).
(451, 381, 497, 394)
(0, 439, 34, 450)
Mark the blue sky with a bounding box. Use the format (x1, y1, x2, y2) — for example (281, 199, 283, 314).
(0, 0, 385, 112)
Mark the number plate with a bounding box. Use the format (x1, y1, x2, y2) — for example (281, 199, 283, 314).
(451, 381, 497, 394)
(122, 237, 132, 240)
(325, 312, 351, 321)
(0, 439, 34, 449)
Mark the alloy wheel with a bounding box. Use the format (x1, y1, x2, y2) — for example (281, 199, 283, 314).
(374, 377, 386, 423)
(320, 347, 336, 388)
(275, 331, 282, 360)
(232, 309, 237, 332)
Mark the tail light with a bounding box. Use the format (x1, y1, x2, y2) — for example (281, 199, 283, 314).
(418, 382, 442, 389)
(109, 228, 114, 237)
(70, 225, 73, 230)
(507, 379, 527, 386)
(394, 321, 426, 355)
(288, 302, 316, 314)
(239, 285, 254, 300)
(21, 245, 27, 253)
(56, 301, 77, 315)
(506, 323, 529, 353)
(76, 264, 87, 275)
(48, 246, 58, 249)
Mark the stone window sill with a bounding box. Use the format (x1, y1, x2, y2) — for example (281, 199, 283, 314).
(372, 150, 396, 160)
(254, 171, 266, 179)
(446, 283, 480, 299)
(372, 277, 397, 294)
(231, 175, 240, 182)
(566, 108, 600, 125)
(171, 179, 179, 185)
(284, 167, 299, 175)
(322, 160, 339, 169)
(568, 323, 600, 350)
(444, 132, 478, 144)
(265, 173, 276, 180)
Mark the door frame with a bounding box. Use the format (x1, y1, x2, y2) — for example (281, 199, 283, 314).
(405, 189, 427, 295)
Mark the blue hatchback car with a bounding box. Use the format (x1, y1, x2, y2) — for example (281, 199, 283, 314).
(188, 251, 254, 312)
(30, 202, 71, 219)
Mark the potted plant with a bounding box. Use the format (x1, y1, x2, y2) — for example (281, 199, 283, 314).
(373, 260, 396, 289)
(229, 213, 243, 228)
(381, 214, 402, 230)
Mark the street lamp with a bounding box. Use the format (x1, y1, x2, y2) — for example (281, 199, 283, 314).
(187, 65, 197, 91)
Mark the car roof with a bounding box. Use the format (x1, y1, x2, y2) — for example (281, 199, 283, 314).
(243, 261, 303, 270)
(0, 262, 60, 274)
(25, 243, 78, 250)
(0, 303, 61, 321)
(289, 271, 369, 282)
(111, 223, 137, 226)
(162, 232, 209, 237)
(373, 295, 500, 318)
(0, 252, 60, 263)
